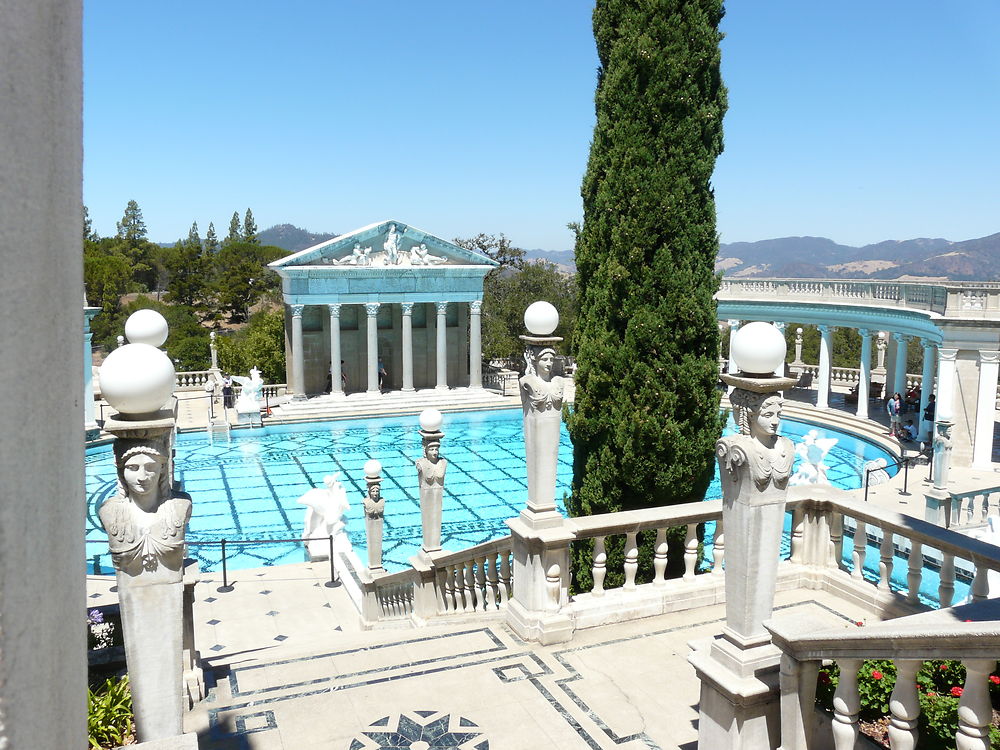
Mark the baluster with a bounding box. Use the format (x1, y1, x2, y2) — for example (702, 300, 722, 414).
(463, 561, 476, 613)
(711, 519, 724, 575)
(939, 553, 956, 607)
(980, 493, 989, 524)
(906, 541, 923, 605)
(832, 658, 861, 750)
(499, 552, 511, 607)
(851, 520, 867, 579)
(653, 528, 669, 585)
(447, 564, 460, 612)
(683, 523, 698, 581)
(957, 659, 995, 750)
(434, 567, 448, 614)
(878, 526, 893, 592)
(592, 536, 607, 596)
(545, 563, 561, 612)
(790, 508, 805, 564)
(829, 512, 844, 569)
(475, 556, 487, 611)
(887, 659, 920, 750)
(623, 532, 639, 590)
(971, 563, 989, 602)
(484, 553, 498, 610)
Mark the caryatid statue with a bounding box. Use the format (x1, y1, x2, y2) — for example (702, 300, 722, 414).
(519, 301, 565, 523)
(362, 459, 385, 571)
(415, 409, 447, 555)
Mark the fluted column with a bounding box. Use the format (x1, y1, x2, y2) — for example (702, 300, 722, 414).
(401, 302, 415, 392)
(817, 324, 833, 409)
(892, 333, 910, 397)
(435, 301, 449, 390)
(291, 304, 305, 400)
(365, 302, 380, 394)
(918, 340, 936, 440)
(469, 300, 483, 389)
(972, 350, 1000, 468)
(328, 304, 342, 396)
(857, 328, 872, 420)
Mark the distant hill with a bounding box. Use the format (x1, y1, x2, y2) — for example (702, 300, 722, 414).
(257, 224, 338, 253)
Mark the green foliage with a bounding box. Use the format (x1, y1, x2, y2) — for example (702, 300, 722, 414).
(115, 199, 147, 249)
(243, 208, 258, 244)
(210, 242, 284, 323)
(164, 235, 208, 310)
(216, 309, 286, 383)
(87, 675, 133, 749)
(84, 243, 132, 313)
(205, 222, 219, 254)
(226, 210, 242, 245)
(567, 0, 728, 585)
(93, 297, 212, 368)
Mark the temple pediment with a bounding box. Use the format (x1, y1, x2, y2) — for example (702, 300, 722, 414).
(268, 220, 498, 270)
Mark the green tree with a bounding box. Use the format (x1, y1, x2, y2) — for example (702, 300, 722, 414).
(210, 241, 284, 323)
(243, 208, 258, 244)
(567, 0, 728, 590)
(204, 222, 219, 254)
(83, 205, 98, 242)
(115, 199, 147, 251)
(164, 226, 207, 310)
(84, 247, 131, 313)
(225, 211, 242, 245)
(216, 309, 286, 383)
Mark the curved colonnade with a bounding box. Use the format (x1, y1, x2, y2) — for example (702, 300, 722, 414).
(717, 278, 1000, 470)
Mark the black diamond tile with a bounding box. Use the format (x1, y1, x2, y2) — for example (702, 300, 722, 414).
(265, 610, 279, 617)
(322, 603, 331, 609)
(259, 589, 272, 595)
(89, 593, 101, 599)
(274, 634, 288, 642)
(210, 644, 225, 652)
(335, 625, 342, 631)
(207, 619, 221, 625)
(204, 597, 217, 603)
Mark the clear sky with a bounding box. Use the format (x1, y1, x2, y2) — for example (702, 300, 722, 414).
(83, 2, 1000, 252)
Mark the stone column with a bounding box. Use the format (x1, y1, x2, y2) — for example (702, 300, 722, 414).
(401, 302, 415, 392)
(435, 301, 449, 390)
(972, 350, 1000, 468)
(84, 307, 100, 438)
(363, 459, 385, 571)
(290, 304, 305, 400)
(365, 302, 380, 394)
(817, 324, 833, 409)
(469, 300, 483, 389)
(727, 319, 741, 376)
(792, 327, 804, 368)
(918, 340, 936, 441)
(689, 323, 798, 750)
(209, 330, 218, 371)
(926, 347, 959, 523)
(857, 328, 872, 420)
(893, 333, 910, 397)
(772, 322, 786, 377)
(328, 304, 343, 396)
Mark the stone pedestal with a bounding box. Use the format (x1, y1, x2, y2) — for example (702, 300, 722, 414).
(505, 516, 574, 645)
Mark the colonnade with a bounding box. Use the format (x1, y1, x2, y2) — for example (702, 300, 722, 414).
(722, 319, 1000, 469)
(288, 299, 483, 398)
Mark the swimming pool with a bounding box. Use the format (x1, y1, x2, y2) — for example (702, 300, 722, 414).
(84, 408, 897, 575)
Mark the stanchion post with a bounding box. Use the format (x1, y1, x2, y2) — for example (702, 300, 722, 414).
(221, 539, 228, 589)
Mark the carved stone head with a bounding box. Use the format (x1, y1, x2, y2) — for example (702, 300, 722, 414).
(524, 346, 556, 380)
(114, 438, 170, 507)
(730, 390, 784, 441)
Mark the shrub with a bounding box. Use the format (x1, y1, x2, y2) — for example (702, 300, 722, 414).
(88, 675, 133, 749)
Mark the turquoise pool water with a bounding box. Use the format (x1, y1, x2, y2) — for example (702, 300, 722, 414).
(85, 408, 897, 575)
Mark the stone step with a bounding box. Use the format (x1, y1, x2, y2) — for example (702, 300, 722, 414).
(267, 387, 518, 423)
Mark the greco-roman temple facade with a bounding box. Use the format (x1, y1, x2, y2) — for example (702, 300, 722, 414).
(269, 220, 498, 399)
(717, 278, 1000, 470)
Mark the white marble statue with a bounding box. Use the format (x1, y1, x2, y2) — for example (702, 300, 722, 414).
(383, 223, 402, 265)
(789, 428, 838, 485)
(932, 421, 953, 489)
(410, 242, 446, 265)
(339, 242, 372, 266)
(233, 367, 264, 415)
(99, 437, 192, 576)
(298, 474, 351, 561)
(520, 346, 565, 413)
(862, 457, 890, 487)
(416, 437, 447, 554)
(717, 390, 795, 493)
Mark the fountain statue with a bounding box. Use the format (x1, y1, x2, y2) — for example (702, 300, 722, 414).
(297, 473, 351, 562)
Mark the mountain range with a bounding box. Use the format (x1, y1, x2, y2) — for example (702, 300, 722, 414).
(255, 224, 1000, 281)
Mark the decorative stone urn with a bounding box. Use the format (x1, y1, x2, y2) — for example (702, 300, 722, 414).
(97, 310, 195, 745)
(689, 321, 798, 750)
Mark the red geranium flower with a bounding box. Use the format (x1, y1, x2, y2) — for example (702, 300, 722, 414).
(872, 670, 883, 680)
(990, 675, 1000, 685)
(940, 665, 948, 671)
(951, 686, 964, 697)
(927, 691, 937, 697)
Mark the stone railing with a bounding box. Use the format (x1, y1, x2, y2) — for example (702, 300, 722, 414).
(482, 370, 519, 396)
(941, 484, 1000, 530)
(360, 536, 513, 627)
(175, 370, 214, 390)
(717, 278, 1000, 319)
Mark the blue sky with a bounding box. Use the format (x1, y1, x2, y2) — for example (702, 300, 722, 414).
(84, 2, 1000, 251)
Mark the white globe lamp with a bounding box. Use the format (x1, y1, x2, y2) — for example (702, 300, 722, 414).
(364, 459, 382, 479)
(730, 321, 786, 376)
(524, 301, 559, 336)
(419, 408, 443, 433)
(124, 309, 169, 347)
(99, 343, 176, 415)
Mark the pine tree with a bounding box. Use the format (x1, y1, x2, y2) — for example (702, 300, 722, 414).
(243, 208, 258, 244)
(566, 0, 728, 590)
(204, 222, 219, 254)
(83, 205, 97, 243)
(225, 211, 242, 245)
(116, 199, 147, 250)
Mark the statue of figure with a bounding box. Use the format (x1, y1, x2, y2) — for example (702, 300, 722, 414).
(932, 421, 952, 489)
(410, 243, 445, 265)
(233, 366, 264, 415)
(341, 242, 372, 266)
(99, 437, 192, 576)
(717, 391, 795, 493)
(383, 224, 401, 264)
(298, 474, 351, 559)
(520, 346, 565, 413)
(789, 429, 838, 485)
(363, 482, 383, 520)
(416, 439, 448, 488)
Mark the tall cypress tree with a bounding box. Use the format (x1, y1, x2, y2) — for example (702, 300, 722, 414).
(566, 0, 728, 589)
(243, 208, 258, 244)
(225, 211, 242, 245)
(204, 222, 219, 254)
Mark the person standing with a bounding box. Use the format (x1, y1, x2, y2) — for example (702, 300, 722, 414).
(887, 392, 902, 437)
(222, 374, 234, 409)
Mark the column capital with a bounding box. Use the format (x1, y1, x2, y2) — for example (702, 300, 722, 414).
(290, 304, 304, 318)
(858, 328, 872, 338)
(979, 350, 1000, 365)
(892, 332, 910, 343)
(470, 300, 483, 314)
(364, 302, 380, 317)
(436, 301, 449, 315)
(939, 347, 958, 362)
(327, 303, 342, 317)
(772, 321, 786, 332)
(817, 324, 833, 335)
(400, 302, 414, 315)
(920, 338, 936, 351)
